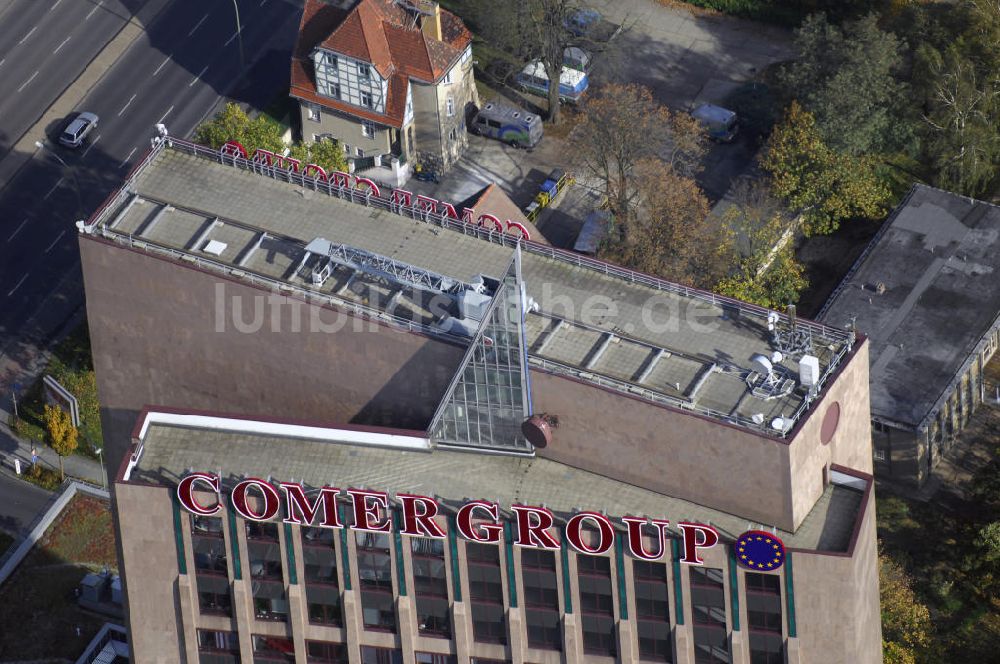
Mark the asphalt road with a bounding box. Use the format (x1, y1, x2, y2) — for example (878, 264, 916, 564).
(0, 0, 146, 162)
(0, 470, 50, 537)
(0, 0, 301, 373)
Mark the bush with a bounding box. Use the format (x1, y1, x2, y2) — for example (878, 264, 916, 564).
(724, 82, 777, 141)
(24, 464, 62, 491)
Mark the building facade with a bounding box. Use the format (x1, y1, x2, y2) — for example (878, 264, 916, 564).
(80, 136, 882, 662)
(820, 184, 1000, 486)
(290, 0, 477, 182)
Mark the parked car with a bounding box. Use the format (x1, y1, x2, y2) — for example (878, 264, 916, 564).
(471, 101, 543, 148)
(59, 112, 99, 148)
(565, 8, 601, 36)
(690, 104, 738, 142)
(516, 61, 589, 104)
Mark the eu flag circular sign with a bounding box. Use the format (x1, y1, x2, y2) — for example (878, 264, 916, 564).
(736, 530, 786, 571)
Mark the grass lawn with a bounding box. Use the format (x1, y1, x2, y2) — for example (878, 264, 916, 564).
(0, 494, 117, 659)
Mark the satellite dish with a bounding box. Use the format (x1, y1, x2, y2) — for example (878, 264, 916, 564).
(750, 353, 773, 377)
(752, 413, 765, 425)
(771, 417, 786, 432)
(771, 351, 783, 364)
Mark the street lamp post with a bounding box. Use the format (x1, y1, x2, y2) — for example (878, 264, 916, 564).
(95, 447, 106, 490)
(35, 140, 84, 222)
(231, 0, 245, 71)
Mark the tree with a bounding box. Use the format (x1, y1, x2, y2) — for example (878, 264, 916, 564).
(601, 159, 724, 288)
(778, 13, 904, 155)
(920, 47, 1000, 197)
(288, 138, 349, 174)
(570, 84, 705, 232)
(879, 553, 932, 664)
(194, 103, 285, 155)
(761, 102, 890, 235)
(471, 0, 625, 124)
(713, 181, 808, 308)
(43, 404, 78, 482)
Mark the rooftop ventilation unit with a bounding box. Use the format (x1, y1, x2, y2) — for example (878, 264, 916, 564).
(799, 354, 820, 387)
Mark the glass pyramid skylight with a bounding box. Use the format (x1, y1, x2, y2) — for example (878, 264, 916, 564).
(428, 248, 533, 453)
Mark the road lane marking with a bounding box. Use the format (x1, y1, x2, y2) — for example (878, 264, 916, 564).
(0, 58, 5, 69)
(224, 28, 243, 47)
(43, 177, 64, 200)
(7, 273, 28, 297)
(50, 0, 62, 10)
(153, 55, 170, 76)
(119, 147, 137, 169)
(18, 26, 36, 44)
(82, 133, 101, 158)
(7, 218, 28, 242)
(53, 36, 71, 54)
(188, 13, 209, 36)
(118, 93, 137, 116)
(17, 70, 38, 93)
(259, 0, 267, 5)
(45, 230, 67, 254)
(189, 65, 209, 86)
(158, 105, 175, 124)
(85, 0, 102, 20)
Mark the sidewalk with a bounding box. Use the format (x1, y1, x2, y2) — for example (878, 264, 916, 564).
(0, 418, 106, 489)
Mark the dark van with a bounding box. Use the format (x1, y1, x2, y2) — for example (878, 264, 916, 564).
(470, 101, 543, 148)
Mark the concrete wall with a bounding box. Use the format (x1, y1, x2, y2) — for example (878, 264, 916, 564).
(787, 340, 873, 527)
(81, 236, 464, 479)
(115, 482, 186, 661)
(529, 341, 871, 532)
(528, 369, 795, 531)
(791, 486, 882, 663)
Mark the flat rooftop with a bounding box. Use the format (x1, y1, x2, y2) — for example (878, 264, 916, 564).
(821, 184, 1000, 429)
(83, 139, 855, 438)
(127, 415, 867, 553)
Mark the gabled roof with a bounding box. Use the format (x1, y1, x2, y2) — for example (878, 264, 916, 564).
(464, 184, 548, 245)
(290, 0, 472, 127)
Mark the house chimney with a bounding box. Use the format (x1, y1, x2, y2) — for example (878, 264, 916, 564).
(421, 1, 442, 41)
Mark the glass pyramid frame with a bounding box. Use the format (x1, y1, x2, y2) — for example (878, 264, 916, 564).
(428, 247, 533, 453)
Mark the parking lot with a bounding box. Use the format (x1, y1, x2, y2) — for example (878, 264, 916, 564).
(407, 0, 795, 248)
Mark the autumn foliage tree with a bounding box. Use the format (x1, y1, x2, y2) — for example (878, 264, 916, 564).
(194, 103, 285, 155)
(571, 84, 705, 236)
(880, 553, 932, 664)
(43, 404, 78, 482)
(761, 101, 890, 235)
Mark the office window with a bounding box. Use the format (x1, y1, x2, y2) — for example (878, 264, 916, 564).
(412, 537, 450, 637)
(634, 560, 672, 662)
(302, 526, 341, 626)
(358, 63, 371, 79)
(579, 554, 616, 656)
(356, 531, 395, 631)
(691, 567, 730, 663)
(252, 635, 295, 663)
(192, 516, 231, 616)
(415, 654, 456, 664)
(446, 96, 455, 117)
(874, 448, 887, 462)
(362, 121, 376, 139)
(360, 91, 373, 108)
(307, 106, 321, 122)
(521, 548, 561, 650)
(360, 646, 402, 664)
(247, 521, 286, 621)
(746, 573, 784, 664)
(198, 629, 240, 663)
(306, 640, 348, 663)
(467, 542, 506, 644)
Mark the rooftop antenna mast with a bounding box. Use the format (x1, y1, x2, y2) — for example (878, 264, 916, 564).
(771, 303, 813, 357)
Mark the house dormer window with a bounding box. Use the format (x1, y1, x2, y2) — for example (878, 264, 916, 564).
(323, 53, 338, 70)
(358, 63, 371, 80)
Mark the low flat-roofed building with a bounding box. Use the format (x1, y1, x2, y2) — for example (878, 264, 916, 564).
(79, 135, 882, 662)
(820, 184, 1000, 485)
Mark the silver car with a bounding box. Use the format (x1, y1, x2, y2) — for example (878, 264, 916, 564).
(59, 112, 99, 148)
